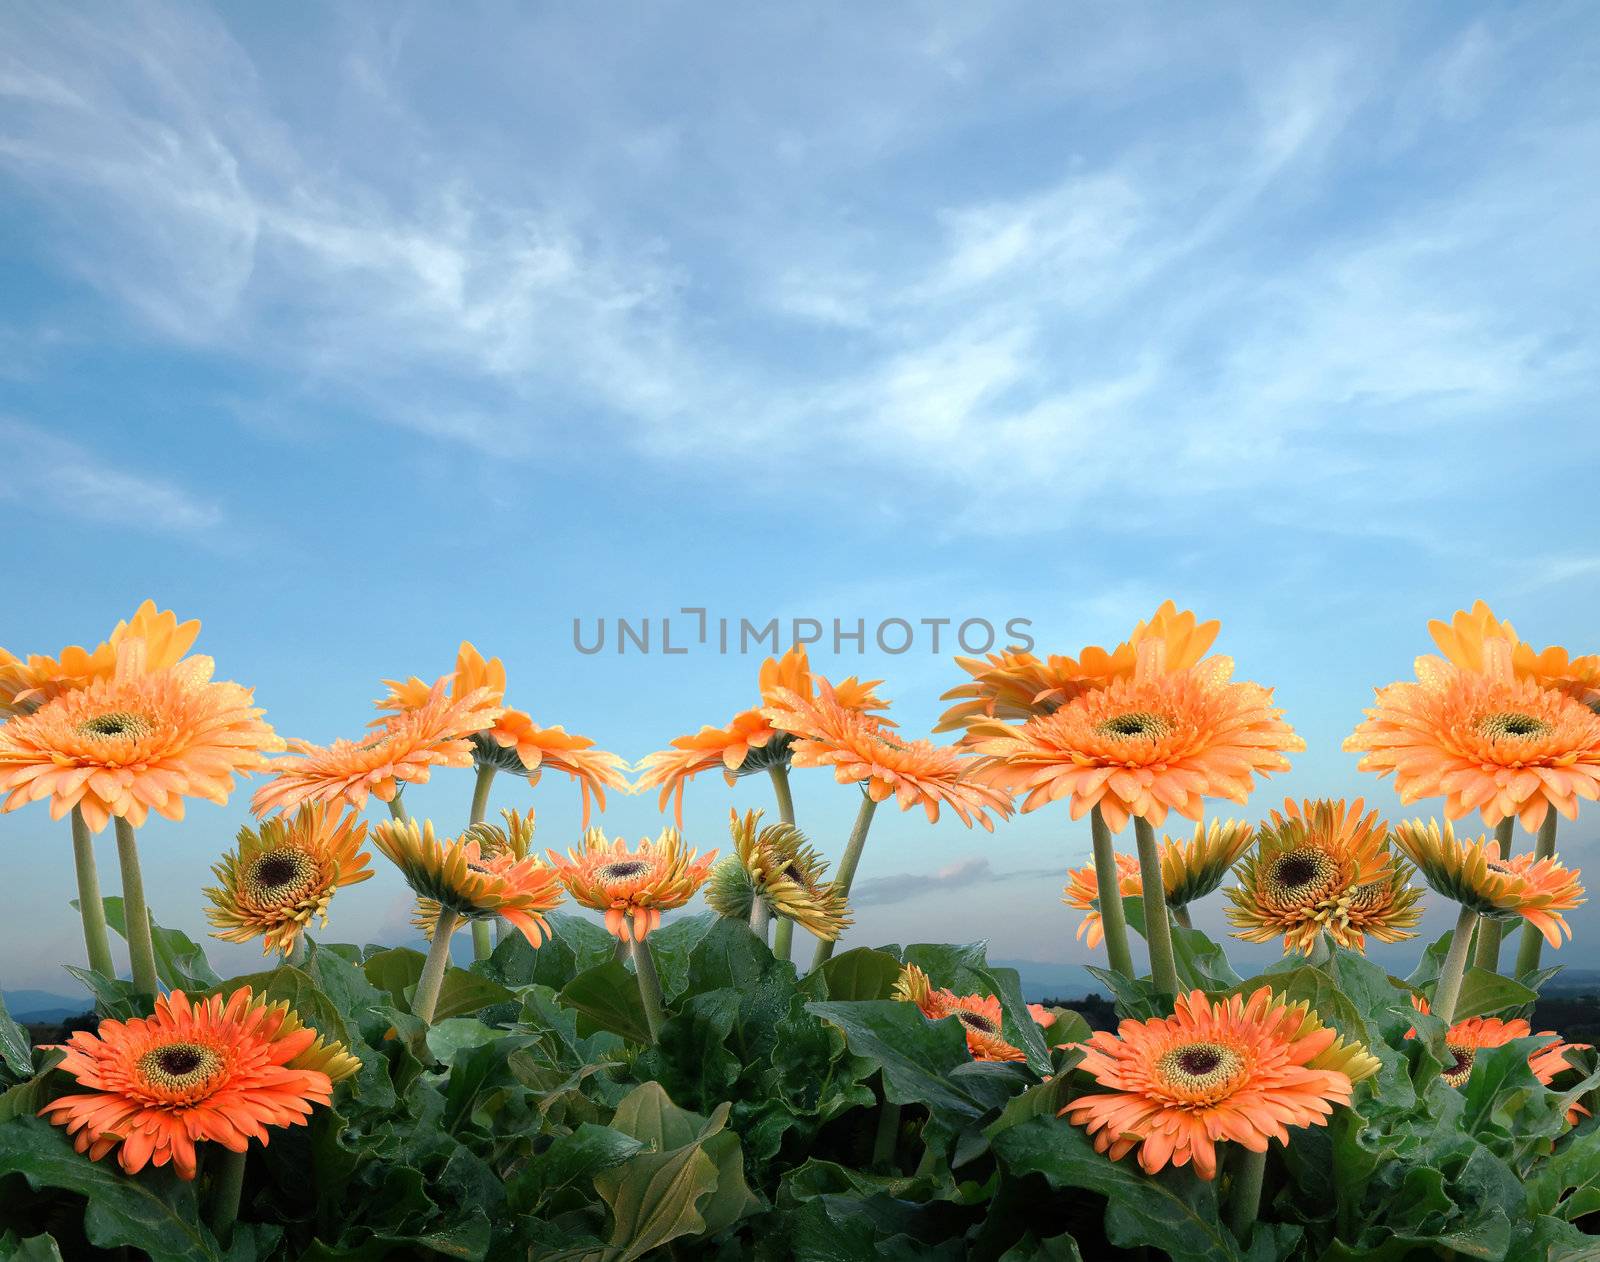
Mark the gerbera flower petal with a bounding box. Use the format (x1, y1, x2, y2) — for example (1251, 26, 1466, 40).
(547, 828, 715, 941)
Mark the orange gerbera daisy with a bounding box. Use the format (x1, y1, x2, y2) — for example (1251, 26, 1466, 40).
(763, 682, 1011, 829)
(975, 648, 1302, 833)
(1430, 601, 1600, 710)
(1063, 852, 1142, 948)
(1390, 818, 1585, 946)
(204, 804, 372, 955)
(636, 645, 892, 824)
(251, 680, 501, 816)
(1226, 799, 1421, 953)
(936, 602, 1220, 737)
(1408, 997, 1591, 1116)
(375, 642, 627, 826)
(0, 600, 199, 717)
(1063, 987, 1378, 1179)
(893, 964, 1024, 1063)
(1345, 650, 1600, 834)
(372, 817, 564, 946)
(38, 987, 355, 1179)
(0, 644, 282, 832)
(547, 828, 717, 941)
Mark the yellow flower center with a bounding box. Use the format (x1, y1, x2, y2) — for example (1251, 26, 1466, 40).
(1442, 1044, 1475, 1087)
(1476, 711, 1552, 741)
(137, 1041, 223, 1091)
(1158, 1041, 1243, 1093)
(957, 1010, 999, 1035)
(1265, 846, 1339, 905)
(1347, 880, 1386, 912)
(77, 711, 151, 740)
(1096, 711, 1170, 740)
(246, 848, 317, 905)
(598, 860, 649, 881)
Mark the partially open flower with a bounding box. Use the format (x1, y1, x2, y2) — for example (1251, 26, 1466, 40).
(1062, 853, 1142, 948)
(411, 808, 537, 938)
(1227, 799, 1421, 953)
(1391, 819, 1584, 945)
(38, 987, 353, 1179)
(373, 817, 563, 946)
(893, 963, 1024, 1063)
(0, 642, 282, 832)
(706, 809, 850, 940)
(205, 804, 372, 955)
(1408, 995, 1591, 1118)
(547, 828, 716, 941)
(1063, 987, 1377, 1179)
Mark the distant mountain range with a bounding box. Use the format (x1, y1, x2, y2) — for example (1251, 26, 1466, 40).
(3, 989, 92, 1022)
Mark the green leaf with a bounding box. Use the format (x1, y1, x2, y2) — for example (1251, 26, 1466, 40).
(992, 1115, 1242, 1262)
(999, 1233, 1086, 1261)
(1453, 967, 1538, 1021)
(560, 960, 653, 1045)
(819, 947, 903, 1001)
(508, 1122, 645, 1214)
(425, 1017, 506, 1064)
(1123, 896, 1241, 990)
(0, 1051, 64, 1124)
(901, 942, 1051, 1073)
(1527, 1125, 1600, 1220)
(806, 1000, 991, 1121)
(362, 946, 426, 1006)
(0, 1115, 221, 1261)
(645, 911, 719, 1001)
(62, 965, 147, 1021)
(643, 989, 742, 1111)
(360, 948, 511, 1023)
(0, 1234, 67, 1261)
(93, 895, 221, 991)
(0, 993, 31, 1079)
(476, 910, 616, 991)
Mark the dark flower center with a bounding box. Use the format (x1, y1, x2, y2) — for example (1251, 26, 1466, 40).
(1477, 711, 1551, 741)
(598, 860, 649, 880)
(1443, 1044, 1476, 1086)
(245, 848, 316, 903)
(137, 1041, 222, 1090)
(1176, 1046, 1222, 1076)
(253, 854, 302, 888)
(957, 1011, 998, 1034)
(77, 711, 149, 739)
(1158, 1041, 1242, 1091)
(1097, 711, 1168, 740)
(1264, 846, 1339, 906)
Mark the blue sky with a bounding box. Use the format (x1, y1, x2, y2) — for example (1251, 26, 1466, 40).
(2, 3, 1598, 995)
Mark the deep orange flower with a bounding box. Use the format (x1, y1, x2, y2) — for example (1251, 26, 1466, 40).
(763, 682, 1011, 829)
(1062, 852, 1142, 948)
(547, 828, 716, 941)
(1064, 987, 1377, 1179)
(0, 645, 282, 832)
(936, 602, 1220, 737)
(251, 680, 501, 815)
(0, 600, 199, 717)
(1430, 601, 1600, 710)
(39, 988, 354, 1179)
(893, 964, 1024, 1062)
(1345, 651, 1600, 834)
(204, 804, 372, 955)
(1408, 997, 1590, 1117)
(975, 650, 1302, 833)
(635, 645, 891, 825)
(375, 642, 627, 826)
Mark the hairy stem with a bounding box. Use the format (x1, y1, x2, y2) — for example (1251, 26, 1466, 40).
(386, 794, 409, 822)
(113, 818, 159, 997)
(769, 764, 797, 962)
(631, 936, 665, 1042)
(413, 908, 459, 1024)
(810, 794, 878, 970)
(70, 808, 116, 978)
(1133, 816, 1179, 996)
(1433, 904, 1479, 1026)
(872, 1099, 902, 1171)
(1171, 904, 1193, 930)
(1514, 810, 1561, 979)
(1472, 818, 1517, 972)
(208, 1148, 248, 1244)
(1227, 1146, 1267, 1243)
(1090, 806, 1136, 976)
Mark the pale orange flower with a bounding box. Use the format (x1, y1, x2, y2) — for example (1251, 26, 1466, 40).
(0, 644, 281, 832)
(1345, 649, 1600, 834)
(1408, 997, 1591, 1118)
(1430, 601, 1600, 710)
(893, 964, 1024, 1062)
(975, 648, 1302, 833)
(376, 642, 627, 826)
(1064, 987, 1378, 1179)
(252, 680, 500, 815)
(547, 828, 717, 941)
(636, 645, 892, 824)
(936, 602, 1220, 737)
(39, 988, 355, 1179)
(1062, 853, 1142, 948)
(0, 600, 199, 717)
(763, 682, 1011, 829)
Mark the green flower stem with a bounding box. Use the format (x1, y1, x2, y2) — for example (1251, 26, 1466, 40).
(1171, 905, 1193, 930)
(209, 1147, 247, 1243)
(70, 808, 116, 978)
(281, 936, 309, 969)
(386, 794, 409, 822)
(413, 908, 459, 1024)
(1433, 904, 1479, 1026)
(1472, 818, 1517, 973)
(872, 1099, 902, 1170)
(749, 899, 772, 942)
(630, 937, 665, 1042)
(112, 818, 159, 998)
(1133, 816, 1179, 996)
(1306, 932, 1332, 968)
(1090, 806, 1136, 977)
(1514, 810, 1561, 979)
(1227, 1146, 1267, 1243)
(468, 763, 498, 962)
(768, 764, 797, 963)
(810, 794, 879, 970)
